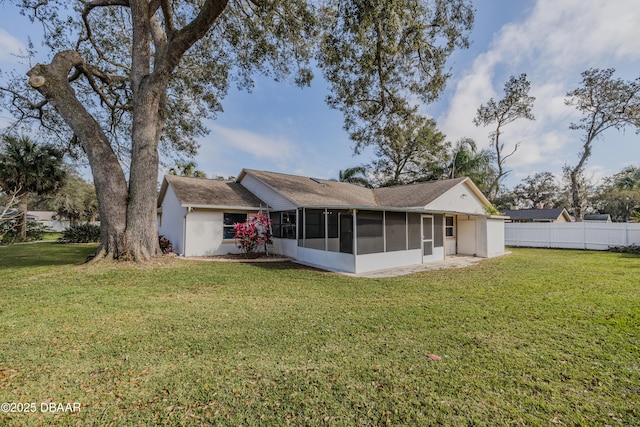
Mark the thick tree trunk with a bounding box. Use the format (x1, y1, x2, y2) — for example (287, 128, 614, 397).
(126, 83, 164, 261)
(24, 0, 230, 261)
(28, 51, 130, 259)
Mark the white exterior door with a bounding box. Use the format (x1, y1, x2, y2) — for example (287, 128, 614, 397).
(457, 218, 477, 256)
(422, 215, 434, 262)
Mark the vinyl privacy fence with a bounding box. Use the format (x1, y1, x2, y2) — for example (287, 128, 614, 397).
(505, 222, 640, 250)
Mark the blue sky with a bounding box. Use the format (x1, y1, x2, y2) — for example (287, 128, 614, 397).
(1, 1, 639, 188)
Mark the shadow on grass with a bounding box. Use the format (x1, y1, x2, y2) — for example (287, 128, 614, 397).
(0, 242, 98, 269)
(615, 252, 640, 259)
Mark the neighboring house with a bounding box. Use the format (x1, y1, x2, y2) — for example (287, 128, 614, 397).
(158, 169, 507, 274)
(0, 206, 20, 221)
(583, 214, 612, 223)
(27, 211, 71, 232)
(0, 209, 70, 231)
(503, 208, 572, 223)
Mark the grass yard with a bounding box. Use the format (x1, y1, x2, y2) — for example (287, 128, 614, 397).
(0, 243, 638, 426)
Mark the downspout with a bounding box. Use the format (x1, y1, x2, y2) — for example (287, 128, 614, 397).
(183, 206, 192, 257)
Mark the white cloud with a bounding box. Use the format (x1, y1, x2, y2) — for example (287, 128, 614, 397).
(439, 0, 640, 186)
(440, 51, 501, 145)
(0, 28, 24, 63)
(584, 164, 608, 186)
(209, 124, 297, 163)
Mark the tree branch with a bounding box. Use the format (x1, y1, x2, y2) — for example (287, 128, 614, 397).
(158, 0, 175, 39)
(156, 0, 229, 79)
(77, 0, 132, 70)
(0, 186, 23, 224)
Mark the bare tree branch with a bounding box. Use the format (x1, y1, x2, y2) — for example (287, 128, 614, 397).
(78, 0, 131, 68)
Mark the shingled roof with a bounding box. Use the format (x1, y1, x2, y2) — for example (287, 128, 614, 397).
(503, 208, 571, 222)
(159, 174, 265, 208)
(161, 169, 493, 213)
(240, 169, 476, 209)
(240, 169, 378, 207)
(373, 177, 468, 207)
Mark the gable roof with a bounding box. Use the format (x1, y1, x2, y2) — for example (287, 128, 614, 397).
(238, 169, 491, 212)
(373, 177, 469, 208)
(238, 169, 378, 207)
(158, 174, 265, 209)
(504, 208, 571, 221)
(160, 169, 496, 216)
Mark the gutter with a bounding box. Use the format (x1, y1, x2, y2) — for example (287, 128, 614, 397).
(181, 204, 267, 211)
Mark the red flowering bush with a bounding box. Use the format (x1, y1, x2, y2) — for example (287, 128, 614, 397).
(233, 213, 273, 255)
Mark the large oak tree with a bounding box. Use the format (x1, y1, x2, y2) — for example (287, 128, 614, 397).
(367, 114, 448, 187)
(0, 0, 473, 261)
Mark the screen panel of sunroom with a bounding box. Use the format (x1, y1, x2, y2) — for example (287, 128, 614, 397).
(298, 208, 353, 252)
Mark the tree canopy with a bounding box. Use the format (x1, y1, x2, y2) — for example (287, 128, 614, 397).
(366, 115, 448, 187)
(49, 169, 99, 225)
(565, 68, 640, 220)
(338, 166, 371, 188)
(0, 0, 474, 261)
(320, 1, 473, 151)
(512, 172, 561, 209)
(0, 134, 66, 238)
(592, 166, 640, 222)
(446, 137, 495, 195)
(474, 73, 535, 198)
(168, 161, 207, 178)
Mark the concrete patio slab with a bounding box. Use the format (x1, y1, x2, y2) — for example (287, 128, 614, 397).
(343, 255, 487, 278)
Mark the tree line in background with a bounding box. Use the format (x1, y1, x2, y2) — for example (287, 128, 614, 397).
(0, 135, 98, 243)
(339, 68, 640, 222)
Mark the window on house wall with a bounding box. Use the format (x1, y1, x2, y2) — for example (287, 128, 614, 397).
(223, 213, 247, 239)
(446, 216, 455, 238)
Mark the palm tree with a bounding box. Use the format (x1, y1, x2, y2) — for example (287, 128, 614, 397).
(447, 138, 496, 195)
(613, 166, 640, 191)
(338, 166, 372, 188)
(0, 135, 66, 239)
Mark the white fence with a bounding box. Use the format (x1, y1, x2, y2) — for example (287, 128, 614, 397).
(505, 222, 640, 250)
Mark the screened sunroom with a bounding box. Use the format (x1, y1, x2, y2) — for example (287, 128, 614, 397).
(293, 208, 448, 273)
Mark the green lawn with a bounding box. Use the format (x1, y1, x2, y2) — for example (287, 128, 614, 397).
(0, 243, 638, 426)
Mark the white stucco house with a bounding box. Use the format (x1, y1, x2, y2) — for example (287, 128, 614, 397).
(158, 169, 506, 274)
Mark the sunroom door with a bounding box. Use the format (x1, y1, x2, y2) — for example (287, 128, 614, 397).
(422, 215, 434, 262)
